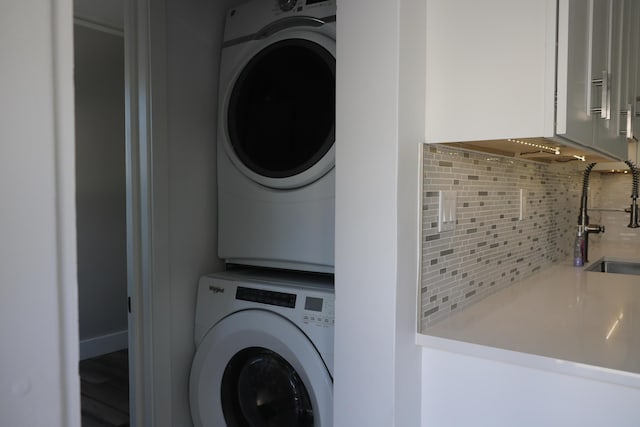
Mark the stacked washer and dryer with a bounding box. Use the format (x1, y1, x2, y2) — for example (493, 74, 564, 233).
(189, 1, 336, 426)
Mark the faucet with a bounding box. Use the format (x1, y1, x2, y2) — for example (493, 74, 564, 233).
(577, 163, 604, 263)
(577, 160, 639, 263)
(624, 160, 639, 228)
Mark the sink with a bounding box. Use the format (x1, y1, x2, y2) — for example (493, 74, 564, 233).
(585, 258, 640, 276)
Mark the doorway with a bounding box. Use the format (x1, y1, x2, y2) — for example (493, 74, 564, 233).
(73, 14, 129, 426)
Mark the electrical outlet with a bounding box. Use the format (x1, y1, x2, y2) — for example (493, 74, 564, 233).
(438, 190, 457, 232)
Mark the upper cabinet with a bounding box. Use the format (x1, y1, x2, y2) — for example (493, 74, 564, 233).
(634, 0, 640, 143)
(577, 0, 622, 157)
(622, 0, 640, 143)
(425, 0, 636, 161)
(425, 0, 556, 144)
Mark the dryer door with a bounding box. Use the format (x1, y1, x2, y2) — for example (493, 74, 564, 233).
(222, 29, 335, 190)
(189, 310, 333, 427)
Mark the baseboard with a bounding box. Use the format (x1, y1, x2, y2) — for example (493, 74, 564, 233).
(80, 330, 128, 360)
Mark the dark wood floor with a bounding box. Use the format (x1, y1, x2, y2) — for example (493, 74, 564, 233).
(80, 349, 130, 427)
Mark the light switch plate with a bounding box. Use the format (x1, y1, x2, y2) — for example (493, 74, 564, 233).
(519, 189, 526, 221)
(438, 190, 457, 232)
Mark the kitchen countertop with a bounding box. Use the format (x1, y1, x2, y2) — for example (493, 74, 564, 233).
(417, 241, 640, 388)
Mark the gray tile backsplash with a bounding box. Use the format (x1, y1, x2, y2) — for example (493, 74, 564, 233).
(594, 173, 640, 242)
(420, 144, 594, 330)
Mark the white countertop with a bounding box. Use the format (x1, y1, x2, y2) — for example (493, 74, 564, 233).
(418, 241, 640, 388)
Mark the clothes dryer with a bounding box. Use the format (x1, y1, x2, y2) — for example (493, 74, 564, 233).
(217, 0, 336, 273)
(189, 269, 334, 427)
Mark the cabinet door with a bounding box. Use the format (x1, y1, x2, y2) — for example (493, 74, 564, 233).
(558, 0, 626, 159)
(618, 0, 637, 142)
(424, 0, 556, 143)
(591, 0, 627, 159)
(556, 0, 595, 146)
(630, 0, 640, 145)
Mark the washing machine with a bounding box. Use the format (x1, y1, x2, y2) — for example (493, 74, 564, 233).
(189, 269, 335, 427)
(217, 0, 336, 274)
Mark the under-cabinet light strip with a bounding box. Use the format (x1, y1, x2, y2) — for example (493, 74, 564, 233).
(508, 138, 560, 155)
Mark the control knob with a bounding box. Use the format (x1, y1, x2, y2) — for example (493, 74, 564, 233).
(279, 0, 297, 12)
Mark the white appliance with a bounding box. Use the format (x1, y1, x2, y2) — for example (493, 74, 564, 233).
(189, 269, 335, 427)
(217, 0, 336, 273)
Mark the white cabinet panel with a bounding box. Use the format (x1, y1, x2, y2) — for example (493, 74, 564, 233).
(591, 0, 627, 159)
(618, 0, 635, 140)
(626, 0, 640, 143)
(556, 0, 593, 145)
(425, 0, 629, 160)
(425, 0, 556, 143)
(421, 346, 640, 427)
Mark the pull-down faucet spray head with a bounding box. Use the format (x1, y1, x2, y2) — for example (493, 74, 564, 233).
(578, 163, 597, 231)
(624, 160, 639, 228)
(578, 163, 604, 263)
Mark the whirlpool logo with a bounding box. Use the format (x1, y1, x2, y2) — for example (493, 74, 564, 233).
(208, 285, 225, 294)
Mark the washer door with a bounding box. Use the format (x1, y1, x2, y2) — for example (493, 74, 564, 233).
(222, 29, 336, 190)
(189, 310, 333, 427)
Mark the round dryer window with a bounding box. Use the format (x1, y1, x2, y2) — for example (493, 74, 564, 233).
(226, 37, 336, 189)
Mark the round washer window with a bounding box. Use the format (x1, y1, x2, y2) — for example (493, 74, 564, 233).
(227, 38, 335, 179)
(221, 347, 314, 427)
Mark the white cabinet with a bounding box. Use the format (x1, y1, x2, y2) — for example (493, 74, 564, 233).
(616, 0, 633, 140)
(623, 0, 640, 144)
(556, 0, 592, 148)
(421, 346, 640, 427)
(425, 0, 629, 160)
(425, 0, 556, 143)
(588, 0, 625, 158)
(635, 0, 640, 144)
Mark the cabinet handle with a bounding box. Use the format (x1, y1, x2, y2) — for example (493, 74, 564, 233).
(591, 71, 609, 119)
(620, 106, 632, 138)
(636, 96, 640, 118)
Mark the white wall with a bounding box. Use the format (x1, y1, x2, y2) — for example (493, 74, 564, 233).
(165, 1, 233, 424)
(0, 0, 80, 425)
(74, 0, 124, 31)
(334, 0, 425, 425)
(140, 0, 244, 424)
(74, 24, 128, 358)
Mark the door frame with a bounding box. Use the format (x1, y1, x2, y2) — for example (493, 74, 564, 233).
(124, 0, 171, 425)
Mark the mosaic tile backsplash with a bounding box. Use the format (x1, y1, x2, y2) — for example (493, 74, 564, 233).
(420, 145, 594, 330)
(596, 173, 640, 242)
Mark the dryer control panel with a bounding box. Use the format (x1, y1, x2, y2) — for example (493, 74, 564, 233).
(277, 0, 297, 12)
(275, 0, 335, 14)
(223, 0, 336, 44)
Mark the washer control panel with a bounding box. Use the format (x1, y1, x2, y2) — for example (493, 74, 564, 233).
(302, 294, 334, 328)
(236, 286, 297, 308)
(234, 284, 334, 328)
